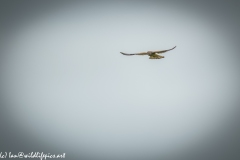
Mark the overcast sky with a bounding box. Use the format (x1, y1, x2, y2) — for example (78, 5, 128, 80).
(0, 1, 240, 160)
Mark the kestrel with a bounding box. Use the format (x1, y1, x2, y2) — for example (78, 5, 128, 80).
(120, 46, 176, 59)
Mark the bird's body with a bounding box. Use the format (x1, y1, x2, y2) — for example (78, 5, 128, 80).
(120, 46, 176, 59)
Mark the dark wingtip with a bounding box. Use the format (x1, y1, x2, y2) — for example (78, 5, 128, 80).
(120, 52, 128, 56)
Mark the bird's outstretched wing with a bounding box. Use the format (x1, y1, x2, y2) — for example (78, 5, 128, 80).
(153, 46, 176, 54)
(120, 52, 148, 56)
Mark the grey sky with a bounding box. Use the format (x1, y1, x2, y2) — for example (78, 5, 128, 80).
(0, 1, 240, 160)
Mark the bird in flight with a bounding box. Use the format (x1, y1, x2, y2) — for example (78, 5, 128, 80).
(120, 46, 176, 59)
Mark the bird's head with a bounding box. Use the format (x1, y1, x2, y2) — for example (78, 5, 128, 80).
(147, 51, 153, 55)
